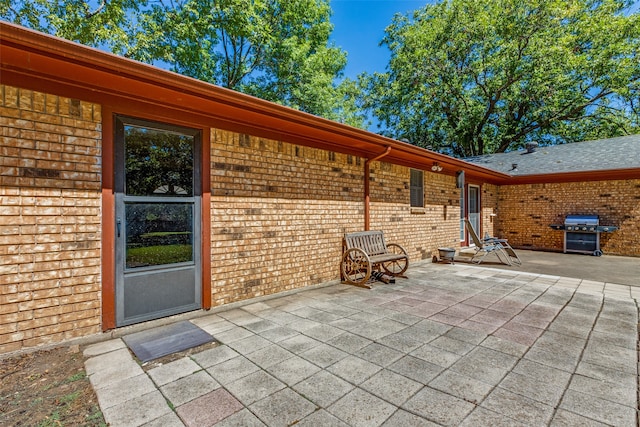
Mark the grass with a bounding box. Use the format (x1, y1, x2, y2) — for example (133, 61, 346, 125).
(127, 244, 192, 266)
(30, 397, 44, 407)
(59, 392, 81, 405)
(34, 391, 89, 427)
(86, 407, 107, 426)
(63, 372, 86, 384)
(36, 411, 61, 427)
(165, 398, 175, 411)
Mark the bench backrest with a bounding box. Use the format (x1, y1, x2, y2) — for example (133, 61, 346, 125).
(344, 231, 388, 256)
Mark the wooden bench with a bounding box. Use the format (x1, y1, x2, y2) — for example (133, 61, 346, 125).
(341, 231, 409, 288)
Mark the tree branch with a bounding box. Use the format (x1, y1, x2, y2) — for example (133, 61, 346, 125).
(83, 0, 107, 19)
(509, 88, 614, 143)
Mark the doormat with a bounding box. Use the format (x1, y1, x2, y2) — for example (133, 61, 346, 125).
(123, 321, 215, 363)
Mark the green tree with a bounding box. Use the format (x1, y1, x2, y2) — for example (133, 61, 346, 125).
(0, 0, 140, 52)
(0, 0, 364, 125)
(137, 0, 359, 122)
(363, 0, 640, 156)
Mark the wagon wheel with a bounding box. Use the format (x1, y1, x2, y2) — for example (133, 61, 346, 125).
(381, 243, 409, 276)
(341, 248, 372, 286)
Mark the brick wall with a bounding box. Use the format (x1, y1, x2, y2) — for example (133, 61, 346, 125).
(0, 85, 102, 354)
(208, 130, 462, 306)
(369, 165, 462, 260)
(481, 183, 499, 238)
(496, 180, 640, 256)
(209, 130, 364, 306)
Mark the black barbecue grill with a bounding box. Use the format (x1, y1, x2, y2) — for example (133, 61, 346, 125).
(549, 214, 618, 256)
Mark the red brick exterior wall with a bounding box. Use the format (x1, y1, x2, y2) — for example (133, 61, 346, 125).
(496, 180, 640, 256)
(0, 86, 102, 354)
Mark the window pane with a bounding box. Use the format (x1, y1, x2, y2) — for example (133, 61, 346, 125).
(125, 125, 194, 196)
(125, 203, 193, 268)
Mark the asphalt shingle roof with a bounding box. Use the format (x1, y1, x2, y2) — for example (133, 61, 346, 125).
(464, 134, 640, 176)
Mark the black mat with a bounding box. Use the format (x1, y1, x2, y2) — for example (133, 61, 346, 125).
(123, 321, 215, 363)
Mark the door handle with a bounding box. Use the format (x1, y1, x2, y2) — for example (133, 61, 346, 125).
(116, 217, 121, 238)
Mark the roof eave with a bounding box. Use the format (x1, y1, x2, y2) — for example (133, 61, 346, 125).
(506, 168, 640, 185)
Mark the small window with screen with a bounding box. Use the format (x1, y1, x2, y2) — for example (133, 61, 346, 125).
(410, 169, 424, 207)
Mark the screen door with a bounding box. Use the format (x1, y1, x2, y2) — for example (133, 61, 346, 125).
(467, 185, 481, 245)
(114, 116, 201, 326)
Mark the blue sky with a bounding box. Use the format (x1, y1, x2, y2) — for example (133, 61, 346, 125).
(329, 1, 434, 80)
(329, 0, 640, 80)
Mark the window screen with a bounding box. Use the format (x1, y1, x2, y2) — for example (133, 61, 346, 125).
(410, 169, 424, 207)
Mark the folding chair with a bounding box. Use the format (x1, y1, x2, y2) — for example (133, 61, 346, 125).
(481, 233, 522, 265)
(464, 219, 511, 265)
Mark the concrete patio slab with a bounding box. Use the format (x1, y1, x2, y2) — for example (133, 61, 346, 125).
(360, 368, 423, 406)
(299, 342, 349, 367)
(244, 343, 295, 368)
(265, 355, 321, 386)
(211, 409, 265, 426)
(223, 370, 286, 405)
(147, 356, 201, 386)
(429, 369, 494, 403)
(354, 341, 405, 366)
(328, 388, 398, 427)
(403, 386, 476, 425)
(159, 370, 220, 407)
(292, 370, 354, 407)
(382, 409, 441, 426)
(248, 388, 316, 426)
(388, 355, 443, 384)
(83, 338, 126, 357)
(481, 387, 555, 425)
(85, 347, 144, 389)
(102, 390, 171, 427)
(190, 344, 239, 369)
(464, 249, 640, 287)
(206, 355, 259, 386)
(175, 388, 243, 427)
(559, 389, 637, 426)
(295, 409, 349, 426)
(94, 373, 157, 410)
(141, 411, 185, 427)
(84, 259, 639, 426)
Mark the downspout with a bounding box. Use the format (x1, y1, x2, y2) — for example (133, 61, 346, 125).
(364, 146, 392, 230)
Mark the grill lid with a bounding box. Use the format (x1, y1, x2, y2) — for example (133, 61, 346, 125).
(564, 214, 599, 226)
